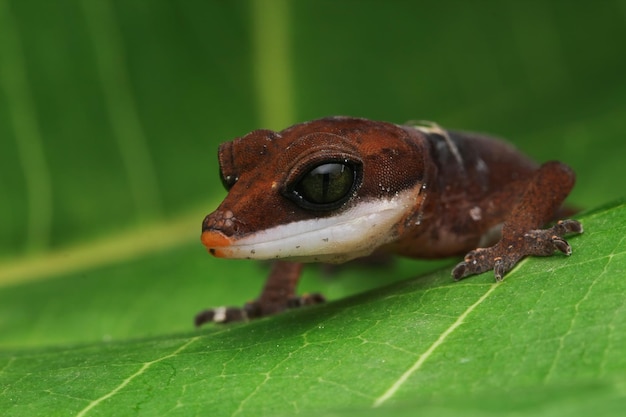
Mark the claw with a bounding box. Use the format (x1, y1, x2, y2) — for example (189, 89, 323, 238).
(493, 258, 505, 281)
(551, 236, 572, 255)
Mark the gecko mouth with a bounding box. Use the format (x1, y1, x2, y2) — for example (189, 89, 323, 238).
(201, 190, 417, 264)
(201, 231, 232, 257)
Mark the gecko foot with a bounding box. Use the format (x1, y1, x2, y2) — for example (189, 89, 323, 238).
(194, 293, 326, 326)
(452, 219, 583, 282)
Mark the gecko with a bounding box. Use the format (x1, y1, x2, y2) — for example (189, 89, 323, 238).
(195, 116, 583, 326)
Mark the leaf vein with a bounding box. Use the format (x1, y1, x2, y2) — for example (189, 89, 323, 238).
(543, 256, 605, 383)
(74, 337, 199, 417)
(372, 282, 500, 407)
(231, 341, 308, 417)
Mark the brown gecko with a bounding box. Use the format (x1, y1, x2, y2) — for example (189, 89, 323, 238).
(196, 116, 583, 325)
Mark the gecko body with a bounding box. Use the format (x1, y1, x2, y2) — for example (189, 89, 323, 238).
(197, 117, 582, 325)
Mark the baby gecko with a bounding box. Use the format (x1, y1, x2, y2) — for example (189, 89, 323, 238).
(196, 116, 582, 325)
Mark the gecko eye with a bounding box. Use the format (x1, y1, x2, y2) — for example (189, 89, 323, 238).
(287, 161, 361, 211)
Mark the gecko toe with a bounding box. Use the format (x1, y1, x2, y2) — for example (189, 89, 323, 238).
(557, 219, 583, 234)
(452, 262, 469, 281)
(493, 258, 506, 281)
(551, 236, 572, 255)
(195, 292, 327, 327)
(194, 306, 250, 326)
(287, 293, 326, 308)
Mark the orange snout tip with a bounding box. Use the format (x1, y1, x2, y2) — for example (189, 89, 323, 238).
(201, 230, 232, 257)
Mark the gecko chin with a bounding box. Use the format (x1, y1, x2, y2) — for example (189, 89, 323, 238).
(201, 190, 418, 264)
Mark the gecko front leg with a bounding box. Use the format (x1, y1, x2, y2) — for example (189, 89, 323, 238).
(194, 261, 325, 326)
(452, 161, 583, 281)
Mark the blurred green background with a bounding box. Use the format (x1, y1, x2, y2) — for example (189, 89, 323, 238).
(1, 1, 625, 264)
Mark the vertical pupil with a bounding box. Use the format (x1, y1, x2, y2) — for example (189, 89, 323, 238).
(296, 162, 353, 205)
(315, 164, 341, 201)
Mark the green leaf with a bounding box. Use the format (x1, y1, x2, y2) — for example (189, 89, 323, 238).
(1, 201, 625, 416)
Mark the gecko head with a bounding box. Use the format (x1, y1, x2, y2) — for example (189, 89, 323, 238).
(201, 116, 429, 263)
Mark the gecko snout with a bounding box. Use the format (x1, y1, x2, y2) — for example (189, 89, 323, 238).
(202, 210, 241, 235)
(201, 210, 239, 257)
